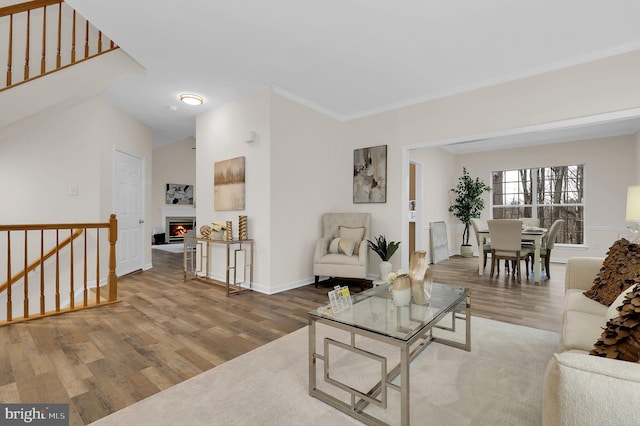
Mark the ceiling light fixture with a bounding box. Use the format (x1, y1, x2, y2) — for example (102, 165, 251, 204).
(179, 93, 204, 106)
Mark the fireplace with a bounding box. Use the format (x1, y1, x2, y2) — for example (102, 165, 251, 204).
(165, 216, 196, 243)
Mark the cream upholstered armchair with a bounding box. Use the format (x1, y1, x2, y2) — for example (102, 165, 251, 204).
(313, 212, 371, 288)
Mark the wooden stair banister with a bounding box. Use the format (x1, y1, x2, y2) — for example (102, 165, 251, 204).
(0, 214, 119, 325)
(0, 0, 119, 92)
(0, 0, 61, 16)
(0, 228, 82, 292)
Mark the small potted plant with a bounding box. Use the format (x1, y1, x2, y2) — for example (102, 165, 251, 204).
(367, 235, 401, 282)
(449, 167, 491, 257)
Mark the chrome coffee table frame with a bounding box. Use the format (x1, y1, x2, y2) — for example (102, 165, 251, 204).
(308, 283, 470, 426)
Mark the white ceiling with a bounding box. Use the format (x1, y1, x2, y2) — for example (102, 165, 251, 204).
(65, 0, 640, 148)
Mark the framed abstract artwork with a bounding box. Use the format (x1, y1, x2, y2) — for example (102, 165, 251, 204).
(166, 183, 194, 205)
(214, 156, 246, 211)
(353, 145, 387, 203)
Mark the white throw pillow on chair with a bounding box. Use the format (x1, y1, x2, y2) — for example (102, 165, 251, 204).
(339, 226, 365, 254)
(329, 238, 356, 256)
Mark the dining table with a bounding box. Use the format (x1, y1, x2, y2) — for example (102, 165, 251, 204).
(477, 227, 547, 282)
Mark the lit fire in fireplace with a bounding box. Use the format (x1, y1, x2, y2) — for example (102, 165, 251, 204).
(171, 225, 189, 237)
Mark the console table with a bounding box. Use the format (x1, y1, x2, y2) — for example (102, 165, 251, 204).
(183, 237, 254, 296)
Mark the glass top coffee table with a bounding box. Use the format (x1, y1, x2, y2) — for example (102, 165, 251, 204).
(308, 282, 470, 426)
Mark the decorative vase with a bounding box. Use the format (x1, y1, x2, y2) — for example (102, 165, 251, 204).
(460, 244, 473, 258)
(225, 221, 233, 241)
(379, 260, 393, 283)
(424, 266, 433, 301)
(392, 274, 412, 306)
(213, 230, 224, 240)
(239, 215, 248, 240)
(409, 250, 431, 305)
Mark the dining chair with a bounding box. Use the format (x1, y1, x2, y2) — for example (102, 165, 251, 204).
(521, 218, 541, 228)
(470, 218, 490, 268)
(529, 219, 565, 279)
(487, 219, 533, 282)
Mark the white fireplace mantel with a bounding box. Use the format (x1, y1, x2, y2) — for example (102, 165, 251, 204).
(160, 207, 196, 231)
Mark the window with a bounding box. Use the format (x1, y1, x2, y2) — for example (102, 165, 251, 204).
(492, 165, 584, 244)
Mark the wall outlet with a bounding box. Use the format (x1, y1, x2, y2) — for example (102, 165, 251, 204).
(69, 185, 78, 196)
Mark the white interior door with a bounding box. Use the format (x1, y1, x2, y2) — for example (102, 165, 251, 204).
(114, 150, 143, 276)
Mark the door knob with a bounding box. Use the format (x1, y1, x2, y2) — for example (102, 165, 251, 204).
(139, 219, 145, 224)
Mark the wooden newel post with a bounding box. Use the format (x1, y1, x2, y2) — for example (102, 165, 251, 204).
(107, 214, 118, 302)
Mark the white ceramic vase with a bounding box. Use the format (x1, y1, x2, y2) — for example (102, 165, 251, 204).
(392, 274, 412, 306)
(379, 260, 393, 282)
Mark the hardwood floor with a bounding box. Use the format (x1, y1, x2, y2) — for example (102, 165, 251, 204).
(429, 255, 565, 333)
(0, 251, 566, 425)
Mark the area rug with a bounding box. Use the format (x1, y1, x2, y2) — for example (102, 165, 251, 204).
(151, 243, 184, 253)
(90, 317, 559, 425)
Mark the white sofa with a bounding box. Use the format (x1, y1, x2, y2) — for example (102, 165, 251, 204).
(543, 257, 640, 425)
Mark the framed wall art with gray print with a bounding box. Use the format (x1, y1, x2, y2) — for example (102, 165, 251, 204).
(353, 145, 387, 203)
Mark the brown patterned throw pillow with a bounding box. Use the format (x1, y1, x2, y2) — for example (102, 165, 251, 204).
(583, 239, 640, 306)
(590, 284, 640, 362)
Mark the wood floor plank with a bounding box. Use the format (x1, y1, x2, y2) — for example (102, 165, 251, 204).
(0, 381, 20, 403)
(47, 349, 90, 398)
(126, 370, 161, 400)
(139, 366, 181, 392)
(0, 345, 15, 386)
(71, 386, 114, 425)
(37, 370, 69, 402)
(29, 352, 55, 376)
(85, 358, 138, 410)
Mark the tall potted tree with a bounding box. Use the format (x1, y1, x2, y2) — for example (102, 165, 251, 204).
(449, 167, 491, 257)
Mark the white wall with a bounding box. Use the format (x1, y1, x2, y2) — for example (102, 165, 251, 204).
(0, 47, 147, 228)
(408, 147, 456, 261)
(195, 89, 348, 293)
(269, 92, 342, 291)
(0, 94, 152, 315)
(151, 136, 196, 233)
(340, 112, 405, 273)
(0, 96, 151, 225)
(96, 98, 154, 270)
(196, 88, 271, 291)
